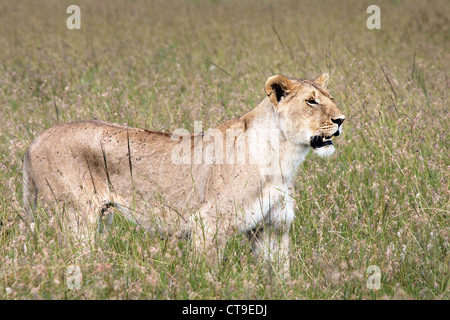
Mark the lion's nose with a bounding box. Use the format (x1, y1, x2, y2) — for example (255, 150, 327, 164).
(331, 117, 345, 126)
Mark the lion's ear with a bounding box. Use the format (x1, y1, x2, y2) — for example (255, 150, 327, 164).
(265, 75, 293, 106)
(313, 73, 329, 88)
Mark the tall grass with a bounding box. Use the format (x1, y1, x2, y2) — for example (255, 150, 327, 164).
(0, 0, 448, 299)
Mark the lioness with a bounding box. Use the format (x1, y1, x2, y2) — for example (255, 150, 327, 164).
(23, 73, 344, 274)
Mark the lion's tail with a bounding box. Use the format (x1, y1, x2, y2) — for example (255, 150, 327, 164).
(22, 147, 37, 225)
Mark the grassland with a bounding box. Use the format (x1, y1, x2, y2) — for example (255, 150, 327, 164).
(0, 0, 448, 299)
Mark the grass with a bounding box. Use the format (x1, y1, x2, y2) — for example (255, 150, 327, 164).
(0, 0, 448, 299)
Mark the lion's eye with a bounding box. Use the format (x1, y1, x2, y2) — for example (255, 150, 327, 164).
(306, 99, 318, 106)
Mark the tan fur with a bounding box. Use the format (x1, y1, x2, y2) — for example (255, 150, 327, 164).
(23, 74, 345, 275)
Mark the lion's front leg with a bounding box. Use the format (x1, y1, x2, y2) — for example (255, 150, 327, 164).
(249, 200, 294, 278)
(249, 224, 291, 278)
(189, 206, 232, 267)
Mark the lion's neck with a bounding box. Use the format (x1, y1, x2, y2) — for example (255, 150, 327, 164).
(243, 97, 310, 185)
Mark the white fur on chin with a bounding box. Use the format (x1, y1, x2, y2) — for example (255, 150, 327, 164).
(313, 145, 335, 157)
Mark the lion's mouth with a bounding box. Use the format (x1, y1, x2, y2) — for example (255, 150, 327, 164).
(310, 131, 339, 149)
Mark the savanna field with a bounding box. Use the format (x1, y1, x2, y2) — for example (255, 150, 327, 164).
(0, 0, 448, 299)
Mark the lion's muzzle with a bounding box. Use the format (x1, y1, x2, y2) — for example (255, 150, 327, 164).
(310, 117, 345, 149)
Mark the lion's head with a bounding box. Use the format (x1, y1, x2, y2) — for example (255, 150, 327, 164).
(265, 73, 345, 157)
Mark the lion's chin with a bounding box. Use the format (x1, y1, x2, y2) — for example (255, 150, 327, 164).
(312, 144, 335, 157)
